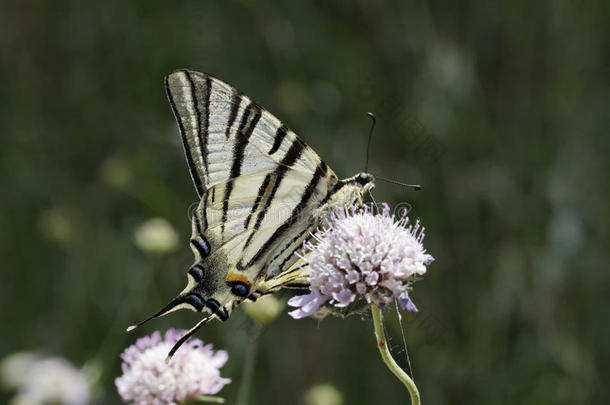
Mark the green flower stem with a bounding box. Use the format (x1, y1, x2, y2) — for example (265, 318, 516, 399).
(185, 395, 225, 403)
(236, 323, 262, 405)
(371, 304, 420, 405)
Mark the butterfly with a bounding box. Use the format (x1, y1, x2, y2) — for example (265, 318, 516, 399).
(129, 70, 375, 356)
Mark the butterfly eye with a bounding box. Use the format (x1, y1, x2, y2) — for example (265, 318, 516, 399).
(229, 282, 250, 297)
(356, 173, 370, 185)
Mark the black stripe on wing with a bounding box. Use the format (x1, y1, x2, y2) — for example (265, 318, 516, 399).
(238, 161, 328, 270)
(274, 224, 313, 270)
(185, 72, 212, 186)
(225, 91, 241, 139)
(240, 138, 305, 251)
(251, 139, 304, 228)
(192, 208, 211, 259)
(165, 73, 206, 198)
(271, 174, 347, 274)
(268, 124, 288, 155)
(270, 177, 347, 275)
(244, 173, 273, 229)
(221, 102, 263, 238)
(320, 181, 346, 205)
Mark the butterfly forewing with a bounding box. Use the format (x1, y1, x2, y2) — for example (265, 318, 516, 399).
(165, 70, 329, 194)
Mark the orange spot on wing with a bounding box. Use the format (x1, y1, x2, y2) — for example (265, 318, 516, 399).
(225, 272, 251, 285)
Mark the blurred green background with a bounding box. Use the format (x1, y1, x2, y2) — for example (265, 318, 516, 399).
(1, 0, 609, 404)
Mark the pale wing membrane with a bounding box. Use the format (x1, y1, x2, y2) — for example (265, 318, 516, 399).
(197, 170, 314, 249)
(196, 163, 335, 282)
(130, 70, 345, 356)
(238, 160, 330, 278)
(165, 69, 328, 196)
(166, 69, 340, 285)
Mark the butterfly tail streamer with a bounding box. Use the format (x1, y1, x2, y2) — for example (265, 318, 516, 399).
(166, 315, 214, 362)
(126, 296, 188, 332)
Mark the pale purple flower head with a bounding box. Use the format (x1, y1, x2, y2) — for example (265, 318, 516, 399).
(0, 353, 91, 405)
(288, 203, 434, 319)
(115, 329, 230, 405)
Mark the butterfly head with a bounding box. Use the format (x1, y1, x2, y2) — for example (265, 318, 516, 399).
(348, 172, 376, 197)
(328, 172, 376, 211)
(354, 172, 375, 192)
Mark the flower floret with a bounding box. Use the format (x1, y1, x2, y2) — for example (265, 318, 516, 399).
(288, 203, 433, 319)
(115, 329, 230, 405)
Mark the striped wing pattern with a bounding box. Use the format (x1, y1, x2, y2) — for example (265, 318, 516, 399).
(166, 70, 327, 194)
(166, 69, 338, 282)
(129, 70, 375, 356)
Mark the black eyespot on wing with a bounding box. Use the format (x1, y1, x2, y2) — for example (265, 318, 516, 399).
(183, 293, 205, 311)
(218, 307, 229, 321)
(229, 281, 250, 297)
(190, 238, 210, 258)
(206, 299, 229, 321)
(188, 265, 204, 282)
(206, 298, 220, 312)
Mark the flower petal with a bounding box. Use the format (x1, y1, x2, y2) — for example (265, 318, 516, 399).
(397, 290, 418, 312)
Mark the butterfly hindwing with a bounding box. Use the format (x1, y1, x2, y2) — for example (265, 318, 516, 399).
(194, 161, 334, 285)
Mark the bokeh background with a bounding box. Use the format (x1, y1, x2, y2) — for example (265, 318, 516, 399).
(1, 1, 608, 404)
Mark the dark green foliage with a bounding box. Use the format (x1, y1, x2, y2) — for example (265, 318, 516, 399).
(1, 0, 608, 403)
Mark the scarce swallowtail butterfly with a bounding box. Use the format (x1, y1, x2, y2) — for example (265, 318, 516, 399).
(129, 70, 375, 356)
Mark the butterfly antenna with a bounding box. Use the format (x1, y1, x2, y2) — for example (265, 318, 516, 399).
(364, 112, 376, 173)
(126, 296, 185, 332)
(166, 314, 214, 362)
(377, 176, 422, 191)
(368, 190, 380, 212)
